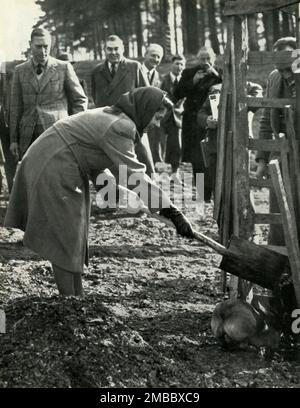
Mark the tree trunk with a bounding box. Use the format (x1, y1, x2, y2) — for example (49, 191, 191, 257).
(135, 1, 143, 57)
(92, 23, 98, 60)
(145, 0, 151, 44)
(247, 14, 259, 51)
(198, 0, 206, 47)
(160, 0, 171, 56)
(218, 0, 226, 52)
(173, 0, 178, 54)
(263, 12, 274, 50)
(207, 0, 220, 54)
(281, 10, 290, 37)
(180, 0, 199, 54)
(272, 10, 280, 43)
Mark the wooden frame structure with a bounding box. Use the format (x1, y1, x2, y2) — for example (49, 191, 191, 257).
(215, 0, 300, 303)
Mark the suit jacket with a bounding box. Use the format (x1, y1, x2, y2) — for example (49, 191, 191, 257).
(141, 64, 161, 88)
(91, 58, 148, 107)
(10, 56, 88, 155)
(160, 73, 184, 129)
(256, 69, 293, 162)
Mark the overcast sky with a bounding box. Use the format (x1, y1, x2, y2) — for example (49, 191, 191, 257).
(0, 0, 42, 61)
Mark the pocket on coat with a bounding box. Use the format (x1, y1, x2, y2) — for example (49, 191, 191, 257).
(49, 79, 61, 93)
(60, 170, 84, 196)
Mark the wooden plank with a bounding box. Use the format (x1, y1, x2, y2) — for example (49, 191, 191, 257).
(285, 107, 300, 238)
(296, 73, 300, 140)
(269, 159, 300, 307)
(248, 138, 289, 152)
(281, 136, 297, 223)
(222, 129, 233, 244)
(221, 129, 233, 292)
(244, 97, 295, 109)
(254, 213, 282, 224)
(247, 50, 296, 66)
(228, 16, 240, 298)
(224, 0, 299, 16)
(249, 177, 273, 188)
(214, 16, 233, 222)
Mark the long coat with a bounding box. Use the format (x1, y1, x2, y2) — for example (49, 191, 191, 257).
(160, 73, 184, 166)
(10, 56, 88, 156)
(175, 65, 221, 164)
(91, 58, 148, 107)
(4, 107, 164, 273)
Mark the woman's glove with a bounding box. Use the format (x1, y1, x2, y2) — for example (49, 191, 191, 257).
(159, 205, 194, 238)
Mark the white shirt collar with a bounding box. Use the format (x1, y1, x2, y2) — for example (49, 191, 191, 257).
(107, 61, 119, 70)
(170, 72, 181, 83)
(142, 63, 154, 75)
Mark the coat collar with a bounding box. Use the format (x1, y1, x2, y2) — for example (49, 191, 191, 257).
(26, 56, 59, 92)
(38, 56, 59, 93)
(97, 58, 130, 88)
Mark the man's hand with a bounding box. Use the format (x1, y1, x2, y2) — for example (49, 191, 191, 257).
(10, 143, 19, 161)
(159, 205, 194, 238)
(255, 159, 268, 179)
(193, 70, 206, 84)
(207, 115, 218, 129)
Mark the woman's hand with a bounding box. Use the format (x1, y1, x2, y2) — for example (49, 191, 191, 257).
(159, 205, 194, 238)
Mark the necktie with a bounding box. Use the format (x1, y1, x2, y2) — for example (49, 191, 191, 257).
(36, 64, 43, 75)
(111, 63, 116, 78)
(174, 77, 179, 86)
(148, 70, 153, 85)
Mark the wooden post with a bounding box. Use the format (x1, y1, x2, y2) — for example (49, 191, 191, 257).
(229, 15, 253, 298)
(269, 159, 300, 307)
(221, 128, 233, 292)
(214, 17, 233, 222)
(231, 16, 253, 239)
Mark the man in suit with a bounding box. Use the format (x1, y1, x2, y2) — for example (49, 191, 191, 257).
(91, 35, 148, 107)
(160, 54, 186, 184)
(142, 44, 165, 168)
(175, 47, 221, 186)
(91, 35, 154, 176)
(9, 28, 88, 161)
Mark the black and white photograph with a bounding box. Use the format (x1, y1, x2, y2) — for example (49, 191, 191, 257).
(0, 0, 300, 391)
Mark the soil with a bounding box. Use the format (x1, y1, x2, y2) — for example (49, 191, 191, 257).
(0, 164, 300, 388)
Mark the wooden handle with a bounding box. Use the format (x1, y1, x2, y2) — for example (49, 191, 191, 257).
(192, 230, 227, 256)
(150, 212, 227, 256)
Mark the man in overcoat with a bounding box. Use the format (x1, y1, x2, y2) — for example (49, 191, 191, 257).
(91, 35, 154, 175)
(175, 47, 221, 183)
(160, 54, 186, 183)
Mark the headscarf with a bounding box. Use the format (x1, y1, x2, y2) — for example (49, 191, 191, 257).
(114, 87, 166, 134)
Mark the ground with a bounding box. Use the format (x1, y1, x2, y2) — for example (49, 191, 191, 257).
(0, 164, 300, 388)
